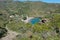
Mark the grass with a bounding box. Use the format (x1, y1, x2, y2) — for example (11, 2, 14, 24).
(0, 1, 60, 40)
(6, 13, 60, 40)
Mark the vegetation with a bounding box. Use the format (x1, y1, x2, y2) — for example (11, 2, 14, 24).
(0, 27, 8, 38)
(0, 0, 60, 40)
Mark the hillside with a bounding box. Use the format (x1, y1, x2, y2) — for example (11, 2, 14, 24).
(0, 1, 60, 16)
(0, 1, 60, 40)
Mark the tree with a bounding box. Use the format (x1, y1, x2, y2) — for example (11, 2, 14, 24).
(0, 27, 8, 38)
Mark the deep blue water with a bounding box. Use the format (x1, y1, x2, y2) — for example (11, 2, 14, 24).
(30, 17, 41, 25)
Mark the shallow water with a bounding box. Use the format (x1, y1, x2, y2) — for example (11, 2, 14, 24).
(30, 17, 41, 25)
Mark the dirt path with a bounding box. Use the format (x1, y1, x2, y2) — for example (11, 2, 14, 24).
(0, 27, 19, 40)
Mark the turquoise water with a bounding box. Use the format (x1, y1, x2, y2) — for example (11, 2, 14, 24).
(30, 17, 41, 25)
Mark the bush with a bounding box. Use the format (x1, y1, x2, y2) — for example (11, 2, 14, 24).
(0, 27, 8, 38)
